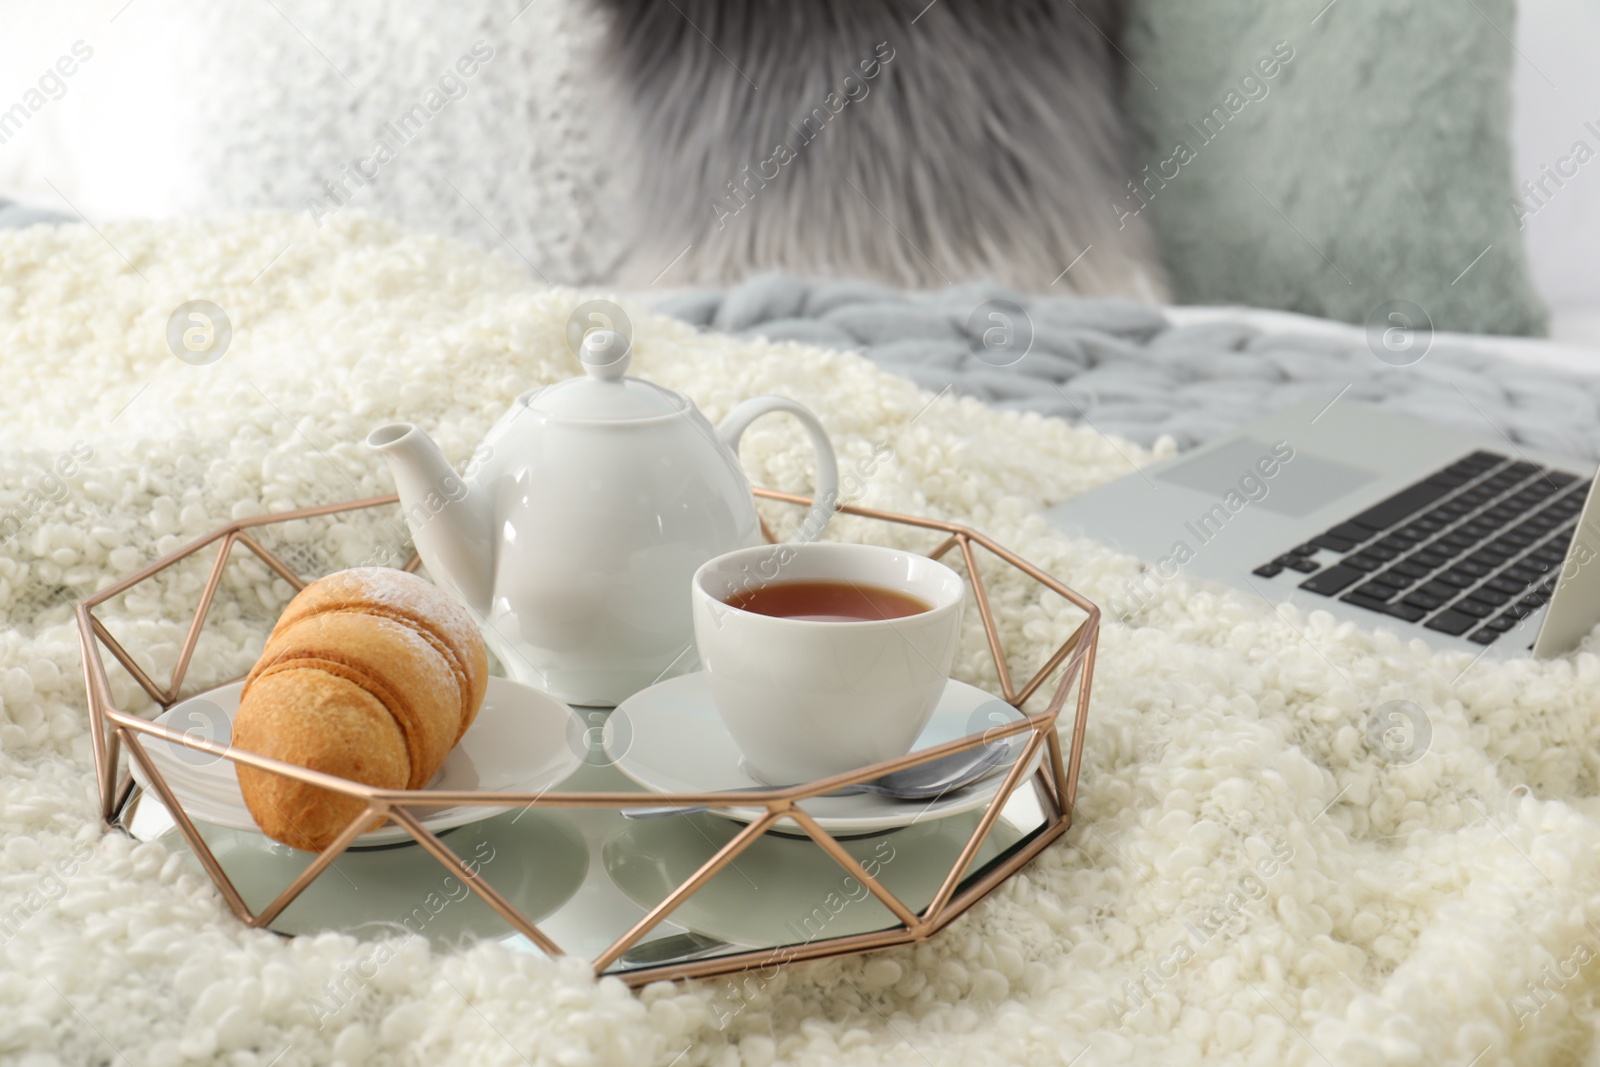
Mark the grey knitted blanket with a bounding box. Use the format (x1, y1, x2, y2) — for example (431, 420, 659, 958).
(658, 275, 1600, 459)
(4, 207, 1590, 458)
(0, 201, 67, 231)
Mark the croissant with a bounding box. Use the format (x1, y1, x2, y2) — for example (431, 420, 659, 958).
(232, 567, 488, 851)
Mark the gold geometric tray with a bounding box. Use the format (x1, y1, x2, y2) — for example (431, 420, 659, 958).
(76, 488, 1097, 986)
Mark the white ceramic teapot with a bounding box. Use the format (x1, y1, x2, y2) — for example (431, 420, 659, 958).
(367, 329, 839, 706)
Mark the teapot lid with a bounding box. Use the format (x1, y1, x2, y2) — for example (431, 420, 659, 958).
(526, 330, 685, 420)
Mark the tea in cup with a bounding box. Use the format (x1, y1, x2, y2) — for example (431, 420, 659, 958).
(690, 542, 965, 784)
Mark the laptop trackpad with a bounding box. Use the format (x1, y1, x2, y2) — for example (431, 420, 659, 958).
(1156, 438, 1377, 519)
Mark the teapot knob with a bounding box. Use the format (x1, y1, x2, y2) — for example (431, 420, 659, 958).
(579, 329, 631, 382)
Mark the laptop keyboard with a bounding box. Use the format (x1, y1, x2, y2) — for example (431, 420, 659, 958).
(1252, 451, 1590, 646)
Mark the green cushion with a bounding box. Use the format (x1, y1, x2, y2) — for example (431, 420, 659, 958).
(1123, 2, 1547, 337)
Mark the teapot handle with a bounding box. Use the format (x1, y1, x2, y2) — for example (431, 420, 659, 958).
(716, 397, 840, 543)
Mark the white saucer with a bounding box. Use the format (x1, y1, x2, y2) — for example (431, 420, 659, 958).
(605, 672, 1039, 835)
(131, 677, 585, 847)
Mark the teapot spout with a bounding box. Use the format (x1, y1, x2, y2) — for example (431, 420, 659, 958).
(367, 423, 495, 616)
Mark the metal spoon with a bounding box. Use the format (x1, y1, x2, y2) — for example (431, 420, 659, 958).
(617, 931, 731, 968)
(622, 739, 1016, 820)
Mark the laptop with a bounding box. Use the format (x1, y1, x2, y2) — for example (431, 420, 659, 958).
(1044, 399, 1600, 659)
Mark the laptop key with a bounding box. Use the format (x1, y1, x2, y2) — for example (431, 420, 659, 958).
(1468, 629, 1501, 645)
(1252, 563, 1285, 578)
(1348, 480, 1455, 532)
(1341, 592, 1395, 614)
(1326, 522, 1373, 544)
(1391, 560, 1431, 578)
(1486, 615, 1517, 632)
(1408, 550, 1449, 569)
(1284, 556, 1320, 574)
(1426, 610, 1477, 635)
(1312, 534, 1358, 553)
(1300, 566, 1364, 595)
(1354, 582, 1398, 601)
(1402, 590, 1445, 611)
(1546, 470, 1579, 486)
(1369, 569, 1412, 589)
(1290, 542, 1321, 556)
(1426, 470, 1472, 489)
(1453, 560, 1491, 578)
(1434, 570, 1476, 588)
(1486, 576, 1527, 595)
(1455, 599, 1494, 618)
(1342, 553, 1383, 572)
(1469, 587, 1511, 606)
(1342, 592, 1427, 621)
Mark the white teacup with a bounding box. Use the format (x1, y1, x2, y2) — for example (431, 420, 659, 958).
(691, 542, 966, 784)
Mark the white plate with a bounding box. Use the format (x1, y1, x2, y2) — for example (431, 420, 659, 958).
(131, 677, 585, 846)
(605, 672, 1041, 835)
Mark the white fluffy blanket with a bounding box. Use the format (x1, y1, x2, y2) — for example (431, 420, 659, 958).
(3, 214, 1600, 1067)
